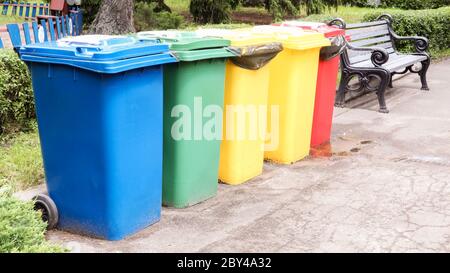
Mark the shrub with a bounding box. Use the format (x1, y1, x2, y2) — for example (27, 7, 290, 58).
(190, 0, 239, 24)
(134, 2, 183, 31)
(340, 0, 374, 7)
(241, 0, 265, 7)
(0, 49, 35, 134)
(0, 191, 64, 253)
(380, 0, 449, 10)
(364, 7, 450, 55)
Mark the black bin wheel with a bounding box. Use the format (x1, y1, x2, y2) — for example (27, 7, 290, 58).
(33, 194, 59, 230)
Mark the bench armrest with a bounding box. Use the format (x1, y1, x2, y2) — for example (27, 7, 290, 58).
(376, 14, 429, 53)
(390, 32, 429, 53)
(345, 41, 390, 67)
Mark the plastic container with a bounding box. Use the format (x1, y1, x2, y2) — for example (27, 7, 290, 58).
(20, 35, 177, 240)
(196, 29, 283, 185)
(251, 26, 330, 164)
(277, 21, 346, 148)
(138, 31, 236, 208)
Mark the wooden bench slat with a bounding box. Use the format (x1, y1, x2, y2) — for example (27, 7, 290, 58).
(349, 28, 390, 41)
(350, 35, 392, 47)
(354, 54, 428, 72)
(346, 24, 389, 36)
(349, 48, 395, 64)
(347, 42, 394, 59)
(346, 20, 388, 29)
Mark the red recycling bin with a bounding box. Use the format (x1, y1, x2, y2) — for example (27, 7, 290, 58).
(274, 22, 346, 148)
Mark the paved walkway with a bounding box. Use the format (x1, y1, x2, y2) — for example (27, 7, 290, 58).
(41, 58, 450, 252)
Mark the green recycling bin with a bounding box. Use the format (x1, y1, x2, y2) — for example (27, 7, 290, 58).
(138, 31, 236, 208)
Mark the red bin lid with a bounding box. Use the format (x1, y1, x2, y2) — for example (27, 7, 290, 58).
(274, 21, 345, 38)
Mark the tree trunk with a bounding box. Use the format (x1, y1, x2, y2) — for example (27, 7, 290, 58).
(89, 0, 135, 35)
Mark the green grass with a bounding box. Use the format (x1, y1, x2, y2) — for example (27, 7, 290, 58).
(166, 0, 190, 13)
(0, 123, 44, 192)
(0, 16, 23, 25)
(301, 6, 404, 23)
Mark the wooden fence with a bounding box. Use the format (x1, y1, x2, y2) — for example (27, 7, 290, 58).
(0, 9, 83, 50)
(1, 2, 50, 20)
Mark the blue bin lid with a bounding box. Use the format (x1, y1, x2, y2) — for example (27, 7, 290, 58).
(20, 35, 178, 74)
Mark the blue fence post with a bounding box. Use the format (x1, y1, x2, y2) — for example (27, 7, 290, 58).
(48, 18, 56, 40)
(31, 3, 37, 19)
(69, 13, 74, 36)
(40, 19, 48, 42)
(12, 2, 18, 16)
(22, 22, 31, 44)
(38, 3, 44, 15)
(60, 15, 67, 37)
(24, 2, 30, 20)
(55, 17, 62, 39)
(6, 23, 22, 52)
(78, 10, 83, 35)
(18, 2, 24, 17)
(64, 15, 70, 36)
(32, 21, 40, 43)
(2, 2, 10, 16)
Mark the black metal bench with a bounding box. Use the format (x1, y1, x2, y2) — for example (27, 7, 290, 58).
(329, 15, 431, 113)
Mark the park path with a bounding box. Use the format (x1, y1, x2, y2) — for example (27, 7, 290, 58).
(35, 58, 450, 252)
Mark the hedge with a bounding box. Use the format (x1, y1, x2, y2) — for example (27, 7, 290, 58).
(380, 0, 449, 10)
(0, 191, 64, 253)
(341, 0, 449, 9)
(0, 50, 35, 134)
(363, 7, 450, 55)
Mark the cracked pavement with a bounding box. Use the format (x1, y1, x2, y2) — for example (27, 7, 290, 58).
(24, 58, 450, 253)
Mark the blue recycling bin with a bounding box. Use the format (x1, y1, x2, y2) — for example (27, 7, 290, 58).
(20, 35, 177, 240)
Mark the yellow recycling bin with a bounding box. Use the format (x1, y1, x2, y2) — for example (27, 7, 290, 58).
(196, 29, 283, 185)
(251, 26, 330, 164)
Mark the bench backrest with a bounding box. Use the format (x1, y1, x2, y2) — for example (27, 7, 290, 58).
(345, 20, 395, 65)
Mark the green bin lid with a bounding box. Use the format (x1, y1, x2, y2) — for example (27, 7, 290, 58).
(137, 31, 237, 61)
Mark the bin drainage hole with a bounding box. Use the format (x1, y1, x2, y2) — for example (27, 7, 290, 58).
(350, 148, 361, 153)
(360, 140, 373, 145)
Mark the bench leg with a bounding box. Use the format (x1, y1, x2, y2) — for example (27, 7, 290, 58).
(419, 58, 430, 91)
(335, 72, 348, 107)
(375, 71, 390, 114)
(388, 74, 393, 88)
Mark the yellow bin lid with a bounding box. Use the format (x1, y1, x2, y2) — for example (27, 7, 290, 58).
(251, 25, 330, 50)
(195, 28, 278, 47)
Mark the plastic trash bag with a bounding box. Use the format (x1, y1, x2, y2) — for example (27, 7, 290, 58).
(320, 35, 346, 61)
(228, 42, 283, 70)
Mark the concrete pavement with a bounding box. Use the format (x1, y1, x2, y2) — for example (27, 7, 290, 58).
(43, 58, 450, 253)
